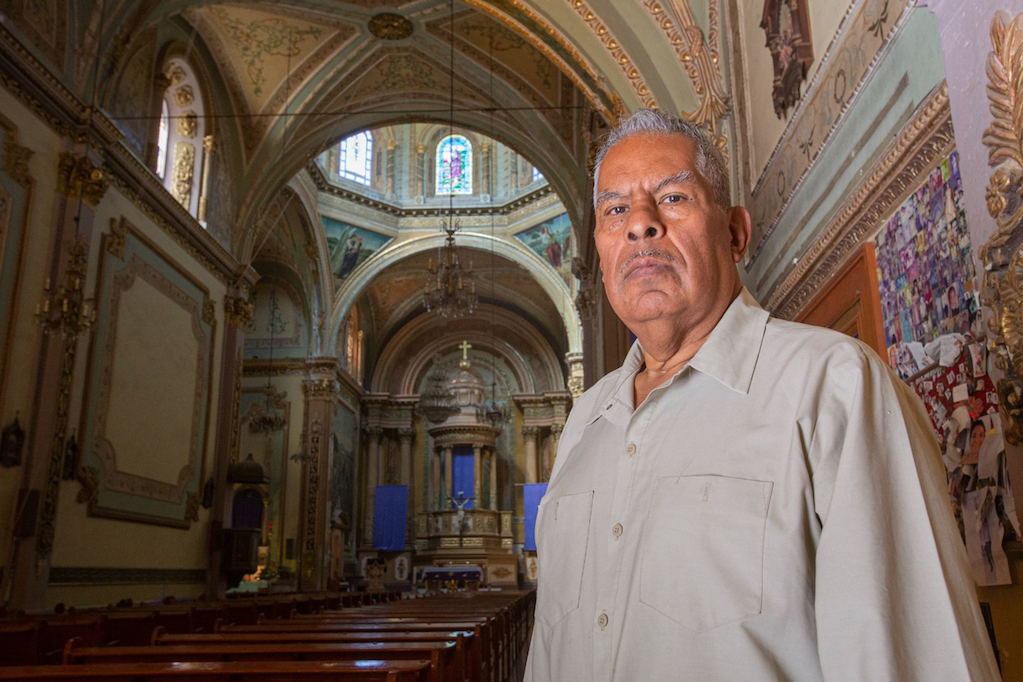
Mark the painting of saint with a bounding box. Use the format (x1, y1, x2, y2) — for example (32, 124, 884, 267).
(515, 213, 573, 286)
(322, 217, 391, 289)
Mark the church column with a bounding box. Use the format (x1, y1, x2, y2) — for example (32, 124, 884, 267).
(480, 142, 491, 197)
(522, 426, 539, 484)
(445, 447, 453, 502)
(298, 368, 339, 592)
(472, 444, 482, 508)
(550, 424, 563, 470)
(386, 139, 397, 196)
(399, 428, 414, 486)
(364, 426, 382, 540)
(204, 286, 253, 599)
(431, 446, 441, 511)
(415, 144, 425, 200)
(489, 448, 498, 510)
(8, 148, 108, 611)
(197, 134, 213, 223)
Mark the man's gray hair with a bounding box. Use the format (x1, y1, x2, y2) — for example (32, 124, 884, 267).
(593, 108, 730, 210)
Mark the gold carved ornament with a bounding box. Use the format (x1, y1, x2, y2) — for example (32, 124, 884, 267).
(979, 11, 1023, 444)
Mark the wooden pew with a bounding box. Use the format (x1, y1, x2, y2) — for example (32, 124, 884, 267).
(63, 638, 461, 682)
(152, 628, 477, 682)
(0, 659, 431, 680)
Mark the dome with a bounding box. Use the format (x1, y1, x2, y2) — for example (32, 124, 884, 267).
(227, 453, 269, 485)
(448, 360, 485, 409)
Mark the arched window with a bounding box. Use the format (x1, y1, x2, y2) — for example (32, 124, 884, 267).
(156, 100, 170, 177)
(156, 57, 209, 223)
(532, 166, 544, 183)
(436, 135, 472, 195)
(338, 131, 372, 185)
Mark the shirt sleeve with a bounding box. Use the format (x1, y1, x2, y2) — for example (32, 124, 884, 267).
(809, 344, 1000, 681)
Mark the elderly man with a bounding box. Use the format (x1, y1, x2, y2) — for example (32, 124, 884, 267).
(524, 109, 999, 681)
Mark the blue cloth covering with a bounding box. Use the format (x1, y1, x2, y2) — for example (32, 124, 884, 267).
(523, 483, 548, 551)
(372, 485, 408, 551)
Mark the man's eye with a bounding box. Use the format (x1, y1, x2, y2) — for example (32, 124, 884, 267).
(606, 206, 627, 216)
(662, 194, 689, 204)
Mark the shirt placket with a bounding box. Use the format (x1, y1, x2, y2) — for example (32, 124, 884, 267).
(594, 395, 658, 680)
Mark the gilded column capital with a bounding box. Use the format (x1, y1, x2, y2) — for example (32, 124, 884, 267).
(302, 376, 338, 400)
(521, 425, 539, 438)
(224, 294, 253, 329)
(398, 427, 415, 442)
(56, 152, 108, 207)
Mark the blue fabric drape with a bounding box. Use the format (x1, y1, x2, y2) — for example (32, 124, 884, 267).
(372, 485, 408, 551)
(523, 483, 548, 551)
(452, 449, 475, 509)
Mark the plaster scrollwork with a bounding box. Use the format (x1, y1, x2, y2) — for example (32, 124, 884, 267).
(56, 151, 108, 207)
(642, 0, 731, 146)
(202, 299, 217, 327)
(225, 293, 254, 329)
(979, 11, 1023, 445)
(3, 136, 33, 186)
(171, 141, 195, 209)
(106, 218, 127, 260)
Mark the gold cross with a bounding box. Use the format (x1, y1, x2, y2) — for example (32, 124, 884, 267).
(459, 340, 472, 360)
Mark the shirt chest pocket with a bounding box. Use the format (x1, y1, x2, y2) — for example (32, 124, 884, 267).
(536, 491, 593, 628)
(640, 475, 773, 633)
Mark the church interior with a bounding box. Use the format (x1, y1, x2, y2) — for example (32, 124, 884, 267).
(1, 0, 1023, 678)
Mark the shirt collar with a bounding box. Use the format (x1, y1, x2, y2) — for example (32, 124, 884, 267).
(604, 287, 768, 410)
(686, 287, 769, 395)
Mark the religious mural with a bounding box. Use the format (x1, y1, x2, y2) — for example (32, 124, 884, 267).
(515, 213, 573, 286)
(322, 217, 391, 286)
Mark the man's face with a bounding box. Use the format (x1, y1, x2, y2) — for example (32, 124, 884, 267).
(594, 133, 750, 331)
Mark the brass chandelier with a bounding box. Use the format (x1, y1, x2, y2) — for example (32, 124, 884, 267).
(422, 216, 477, 318)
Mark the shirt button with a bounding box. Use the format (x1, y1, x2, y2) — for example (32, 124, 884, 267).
(625, 443, 637, 456)
(597, 612, 608, 629)
(612, 523, 623, 538)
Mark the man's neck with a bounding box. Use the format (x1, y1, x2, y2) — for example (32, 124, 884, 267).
(630, 287, 741, 407)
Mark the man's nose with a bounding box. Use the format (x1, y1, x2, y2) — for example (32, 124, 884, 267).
(626, 202, 665, 241)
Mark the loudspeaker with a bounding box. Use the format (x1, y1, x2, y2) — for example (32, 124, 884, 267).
(222, 528, 260, 572)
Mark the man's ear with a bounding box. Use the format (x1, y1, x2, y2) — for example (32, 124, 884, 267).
(727, 206, 752, 263)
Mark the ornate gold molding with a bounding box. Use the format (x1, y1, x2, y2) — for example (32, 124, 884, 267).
(303, 376, 339, 400)
(565, 0, 658, 109)
(56, 151, 109, 208)
(767, 82, 953, 319)
(979, 11, 1023, 444)
(460, 0, 617, 120)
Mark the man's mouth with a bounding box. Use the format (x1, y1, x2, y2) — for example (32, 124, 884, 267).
(621, 250, 676, 279)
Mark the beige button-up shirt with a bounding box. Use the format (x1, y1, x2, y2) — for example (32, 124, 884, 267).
(525, 289, 998, 681)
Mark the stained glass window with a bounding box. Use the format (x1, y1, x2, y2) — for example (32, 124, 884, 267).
(156, 99, 169, 177)
(532, 166, 544, 183)
(339, 131, 373, 185)
(436, 135, 472, 195)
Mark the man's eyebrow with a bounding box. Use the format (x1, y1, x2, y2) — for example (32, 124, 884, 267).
(653, 170, 695, 194)
(594, 189, 626, 206)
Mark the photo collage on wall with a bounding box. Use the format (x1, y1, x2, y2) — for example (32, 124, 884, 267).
(875, 149, 980, 377)
(874, 149, 1019, 586)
